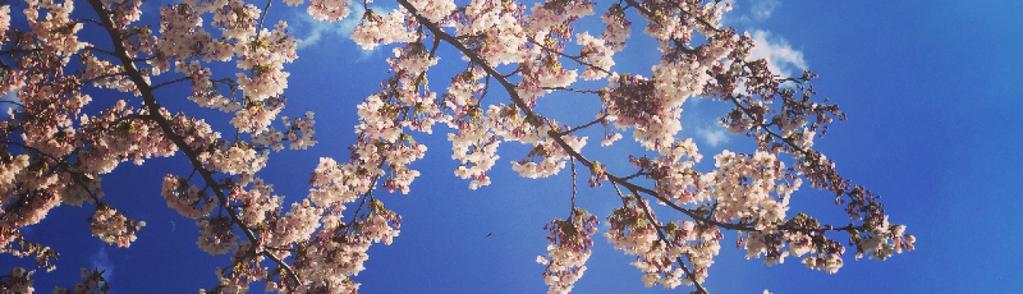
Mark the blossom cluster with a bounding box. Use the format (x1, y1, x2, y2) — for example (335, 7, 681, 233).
(196, 217, 236, 255)
(161, 175, 215, 219)
(229, 177, 282, 226)
(511, 134, 588, 179)
(576, 32, 614, 80)
(351, 9, 416, 51)
(89, 205, 145, 248)
(705, 150, 798, 229)
(207, 143, 269, 175)
(448, 114, 500, 189)
(628, 138, 706, 205)
(303, 0, 352, 22)
(536, 209, 599, 294)
(605, 199, 721, 289)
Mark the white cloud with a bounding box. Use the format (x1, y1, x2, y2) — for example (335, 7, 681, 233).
(719, 1, 809, 79)
(722, 0, 780, 25)
(697, 127, 730, 148)
(291, 4, 366, 50)
(89, 247, 114, 281)
(750, 0, 780, 22)
(748, 30, 807, 78)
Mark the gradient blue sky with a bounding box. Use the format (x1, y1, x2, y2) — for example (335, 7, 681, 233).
(4, 0, 1022, 293)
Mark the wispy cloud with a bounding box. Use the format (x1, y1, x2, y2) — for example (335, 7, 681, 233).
(290, 5, 366, 50)
(89, 247, 114, 281)
(696, 126, 731, 148)
(720, 1, 809, 79)
(724, 0, 781, 25)
(748, 30, 807, 78)
(749, 0, 780, 22)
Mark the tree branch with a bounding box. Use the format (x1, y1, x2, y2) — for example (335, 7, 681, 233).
(85, 0, 301, 286)
(397, 0, 858, 261)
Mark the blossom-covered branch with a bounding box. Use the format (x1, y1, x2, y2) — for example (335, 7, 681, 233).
(0, 0, 913, 293)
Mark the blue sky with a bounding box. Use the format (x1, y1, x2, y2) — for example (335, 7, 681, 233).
(4, 0, 1023, 293)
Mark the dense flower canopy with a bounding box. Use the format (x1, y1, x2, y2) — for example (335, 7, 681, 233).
(0, 0, 914, 293)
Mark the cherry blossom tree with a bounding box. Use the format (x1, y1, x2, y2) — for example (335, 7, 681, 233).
(0, 0, 915, 293)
